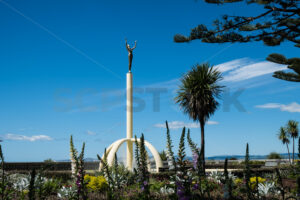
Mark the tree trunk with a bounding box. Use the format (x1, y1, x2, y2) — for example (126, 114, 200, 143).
(200, 119, 205, 174)
(293, 137, 295, 164)
(286, 143, 291, 164)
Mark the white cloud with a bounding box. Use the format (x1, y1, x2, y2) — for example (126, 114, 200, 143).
(256, 102, 300, 113)
(86, 130, 96, 135)
(207, 121, 219, 125)
(148, 58, 286, 92)
(154, 120, 218, 129)
(215, 58, 249, 73)
(2, 134, 53, 141)
(215, 58, 287, 83)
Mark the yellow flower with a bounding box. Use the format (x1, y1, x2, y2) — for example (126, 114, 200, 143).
(22, 190, 29, 195)
(249, 177, 265, 189)
(84, 174, 91, 182)
(85, 175, 108, 192)
(234, 178, 243, 185)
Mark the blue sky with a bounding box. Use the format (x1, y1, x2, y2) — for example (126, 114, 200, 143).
(0, 0, 299, 161)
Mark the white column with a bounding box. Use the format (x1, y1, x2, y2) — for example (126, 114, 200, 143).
(126, 72, 133, 170)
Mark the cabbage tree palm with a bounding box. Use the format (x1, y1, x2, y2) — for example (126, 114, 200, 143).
(286, 120, 299, 163)
(175, 63, 224, 171)
(278, 127, 291, 164)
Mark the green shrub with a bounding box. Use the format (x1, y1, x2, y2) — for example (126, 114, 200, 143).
(267, 152, 282, 159)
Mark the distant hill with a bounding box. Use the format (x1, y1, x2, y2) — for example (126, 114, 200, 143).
(56, 157, 99, 162)
(205, 153, 297, 160)
(55, 153, 298, 162)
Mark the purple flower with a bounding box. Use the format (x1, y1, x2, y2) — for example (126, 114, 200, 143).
(176, 181, 184, 190)
(177, 189, 184, 196)
(192, 183, 199, 190)
(179, 196, 190, 200)
(192, 152, 199, 169)
(143, 181, 148, 186)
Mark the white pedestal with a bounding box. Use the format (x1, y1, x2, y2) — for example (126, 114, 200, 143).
(126, 72, 133, 170)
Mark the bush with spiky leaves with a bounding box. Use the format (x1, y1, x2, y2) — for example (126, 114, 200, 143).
(0, 144, 14, 200)
(70, 135, 77, 178)
(298, 137, 300, 160)
(97, 149, 115, 199)
(187, 129, 207, 198)
(165, 121, 176, 171)
(159, 150, 167, 162)
(97, 149, 135, 200)
(164, 121, 177, 196)
(244, 143, 252, 200)
(176, 127, 192, 200)
(223, 158, 233, 199)
(28, 169, 36, 200)
(187, 129, 203, 177)
(134, 135, 141, 174)
(69, 135, 87, 200)
(297, 176, 300, 197)
(134, 134, 150, 199)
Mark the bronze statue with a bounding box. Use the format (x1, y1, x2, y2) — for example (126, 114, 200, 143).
(125, 39, 137, 72)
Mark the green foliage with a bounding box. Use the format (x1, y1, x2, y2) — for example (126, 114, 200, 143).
(278, 126, 291, 163)
(164, 121, 178, 196)
(149, 179, 165, 193)
(28, 169, 36, 200)
(177, 127, 186, 174)
(97, 149, 114, 191)
(298, 137, 300, 159)
(187, 129, 203, 177)
(275, 168, 286, 199)
(43, 159, 54, 163)
(69, 135, 87, 200)
(174, 0, 300, 84)
(111, 163, 135, 188)
(134, 135, 141, 173)
(187, 129, 199, 154)
(286, 120, 299, 163)
(133, 134, 151, 199)
(0, 144, 14, 200)
(0, 144, 6, 200)
(287, 120, 299, 139)
(174, 0, 299, 48)
(139, 134, 150, 198)
(159, 151, 167, 162)
(297, 176, 300, 197)
(174, 63, 224, 171)
(36, 176, 62, 199)
(97, 150, 135, 199)
(244, 143, 252, 199)
(268, 54, 300, 82)
(165, 121, 176, 171)
(278, 127, 291, 145)
(223, 158, 233, 199)
(267, 152, 282, 159)
(112, 153, 120, 190)
(176, 127, 192, 199)
(174, 63, 224, 124)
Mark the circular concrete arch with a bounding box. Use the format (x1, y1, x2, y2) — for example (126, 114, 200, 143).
(99, 138, 163, 172)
